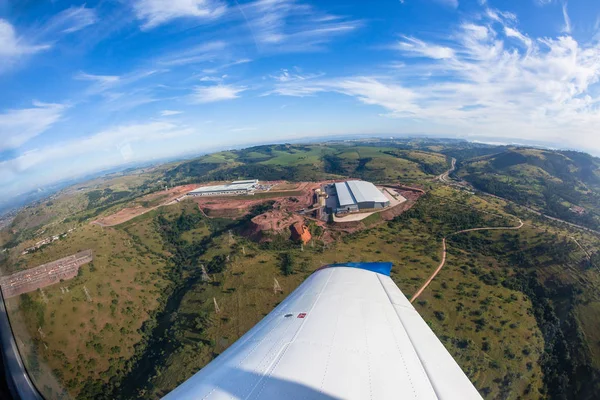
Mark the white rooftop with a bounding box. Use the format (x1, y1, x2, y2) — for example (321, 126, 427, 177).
(189, 181, 256, 193)
(335, 181, 388, 206)
(346, 180, 388, 204)
(334, 182, 356, 207)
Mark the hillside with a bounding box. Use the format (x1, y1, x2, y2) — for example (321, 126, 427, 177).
(163, 142, 450, 186)
(457, 147, 600, 231)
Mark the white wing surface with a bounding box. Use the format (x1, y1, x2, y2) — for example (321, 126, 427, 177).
(164, 263, 482, 400)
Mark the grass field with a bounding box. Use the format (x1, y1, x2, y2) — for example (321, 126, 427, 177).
(6, 210, 174, 398)
(135, 186, 553, 399)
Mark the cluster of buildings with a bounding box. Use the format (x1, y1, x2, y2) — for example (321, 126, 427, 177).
(187, 180, 259, 197)
(332, 180, 390, 214)
(22, 228, 74, 255)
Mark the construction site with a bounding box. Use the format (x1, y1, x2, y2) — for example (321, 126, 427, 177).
(189, 179, 424, 241)
(90, 178, 424, 244)
(0, 250, 93, 298)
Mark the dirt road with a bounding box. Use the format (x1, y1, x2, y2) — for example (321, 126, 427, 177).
(409, 219, 523, 303)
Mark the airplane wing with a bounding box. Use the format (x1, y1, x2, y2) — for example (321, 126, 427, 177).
(164, 263, 482, 400)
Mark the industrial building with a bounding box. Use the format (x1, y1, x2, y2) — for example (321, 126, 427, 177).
(187, 179, 259, 196)
(333, 180, 390, 214)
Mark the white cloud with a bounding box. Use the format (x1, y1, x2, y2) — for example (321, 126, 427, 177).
(561, 2, 572, 34)
(158, 40, 226, 66)
(0, 8, 97, 73)
(0, 19, 50, 59)
(0, 122, 201, 198)
(270, 9, 600, 152)
(74, 69, 163, 101)
(270, 68, 323, 82)
(161, 110, 183, 116)
(133, 0, 227, 30)
(201, 58, 253, 74)
(199, 76, 225, 82)
(0, 102, 66, 151)
(504, 27, 533, 51)
(1, 122, 194, 179)
(237, 0, 361, 52)
(75, 72, 120, 87)
(396, 37, 455, 59)
(191, 84, 247, 103)
(45, 6, 97, 34)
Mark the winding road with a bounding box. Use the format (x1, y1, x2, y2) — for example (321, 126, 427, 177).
(411, 157, 599, 302)
(437, 158, 456, 183)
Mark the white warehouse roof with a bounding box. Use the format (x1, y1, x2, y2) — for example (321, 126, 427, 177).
(334, 181, 388, 208)
(346, 180, 388, 204)
(232, 179, 258, 185)
(189, 181, 256, 194)
(334, 182, 356, 207)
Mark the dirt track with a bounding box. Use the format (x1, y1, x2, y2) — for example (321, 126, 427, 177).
(409, 219, 523, 303)
(91, 184, 200, 226)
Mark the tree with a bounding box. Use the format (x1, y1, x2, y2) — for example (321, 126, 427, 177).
(280, 253, 295, 276)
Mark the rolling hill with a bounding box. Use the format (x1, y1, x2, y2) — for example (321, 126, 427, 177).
(457, 147, 600, 231)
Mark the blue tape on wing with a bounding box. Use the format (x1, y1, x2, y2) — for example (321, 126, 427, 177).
(320, 262, 393, 276)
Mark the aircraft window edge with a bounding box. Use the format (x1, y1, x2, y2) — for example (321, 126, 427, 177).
(0, 288, 45, 400)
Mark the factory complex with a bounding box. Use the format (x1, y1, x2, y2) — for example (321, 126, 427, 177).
(187, 179, 259, 197)
(333, 180, 390, 214)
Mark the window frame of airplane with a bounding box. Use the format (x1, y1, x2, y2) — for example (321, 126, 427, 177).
(0, 288, 44, 400)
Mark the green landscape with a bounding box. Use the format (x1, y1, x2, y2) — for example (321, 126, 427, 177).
(1, 139, 599, 399)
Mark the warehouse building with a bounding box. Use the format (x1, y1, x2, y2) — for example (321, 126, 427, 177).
(187, 179, 258, 196)
(334, 180, 390, 214)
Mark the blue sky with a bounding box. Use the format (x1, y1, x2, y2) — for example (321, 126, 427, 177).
(1, 0, 600, 197)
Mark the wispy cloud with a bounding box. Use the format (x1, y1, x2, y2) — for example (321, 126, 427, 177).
(157, 40, 226, 66)
(561, 2, 572, 33)
(74, 69, 163, 97)
(0, 19, 51, 69)
(191, 84, 247, 103)
(269, 68, 323, 82)
(133, 0, 227, 30)
(75, 72, 120, 87)
(269, 8, 600, 151)
(44, 6, 98, 34)
(160, 110, 183, 116)
(201, 58, 252, 74)
(0, 102, 66, 151)
(199, 75, 226, 82)
(236, 0, 361, 52)
(396, 36, 455, 59)
(1, 122, 195, 193)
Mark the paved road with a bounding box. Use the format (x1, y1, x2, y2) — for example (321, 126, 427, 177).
(437, 158, 456, 183)
(409, 219, 523, 303)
